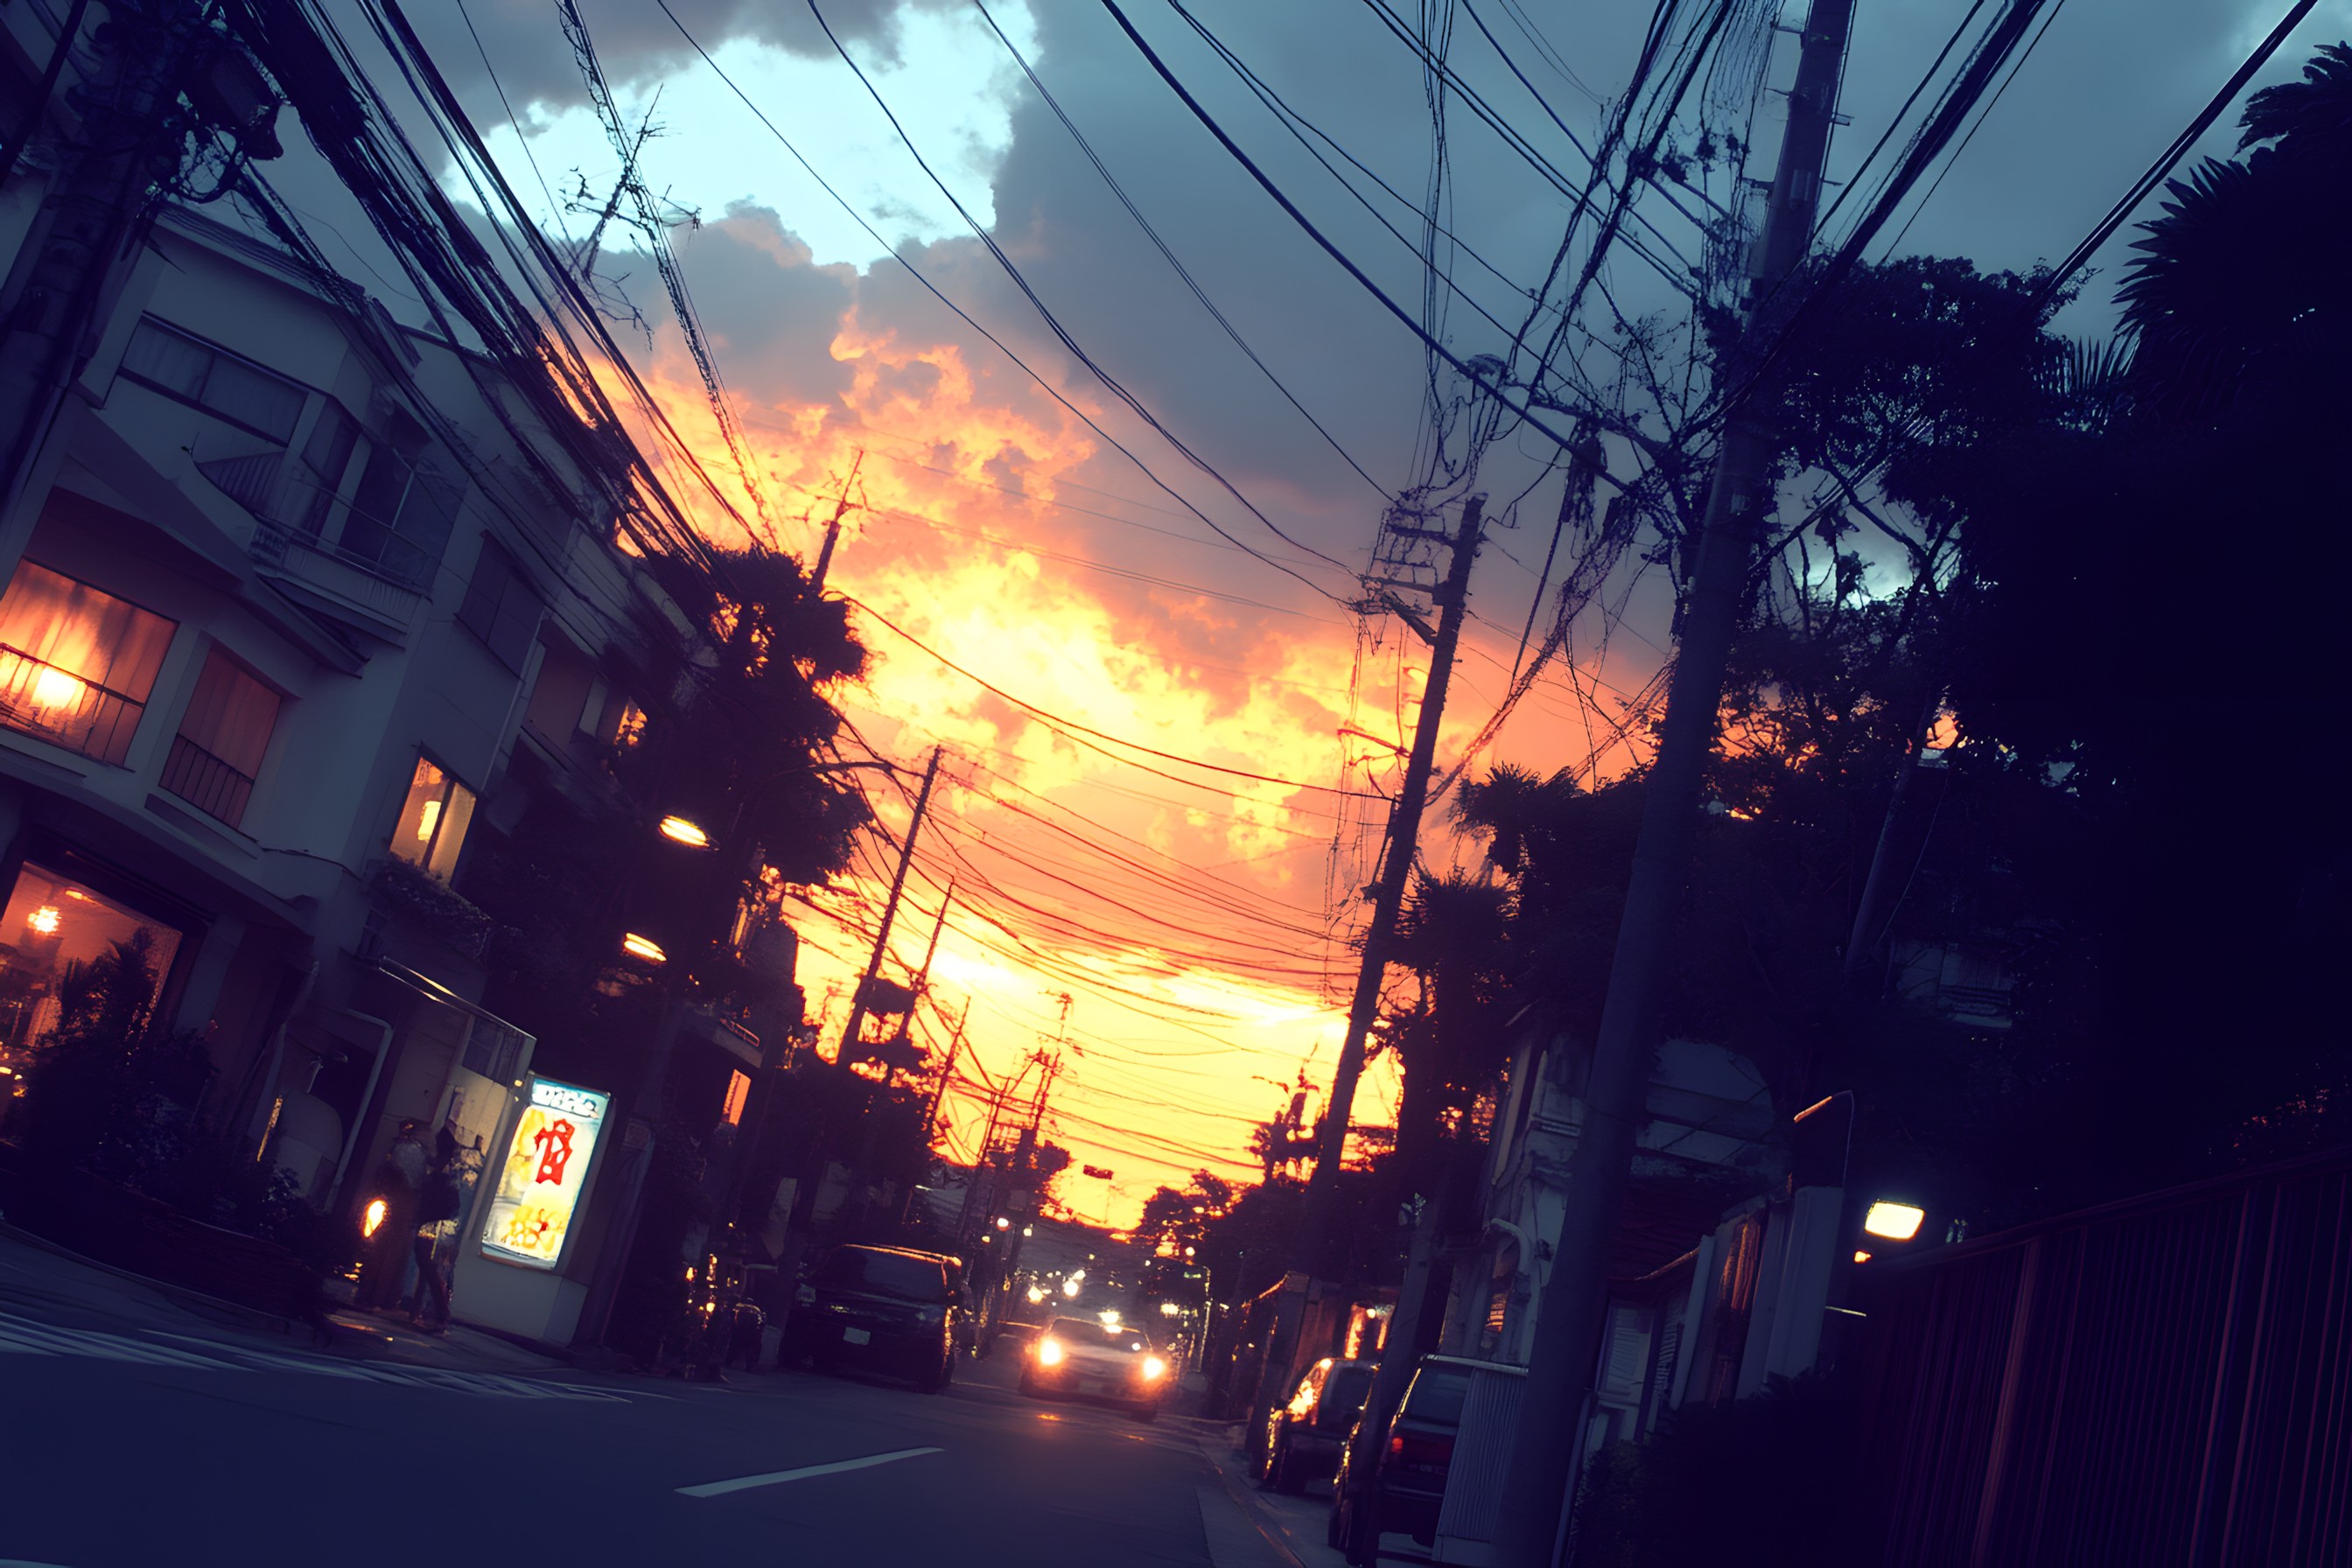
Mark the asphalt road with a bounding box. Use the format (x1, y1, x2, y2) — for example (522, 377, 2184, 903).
(0, 1316, 1322, 1568)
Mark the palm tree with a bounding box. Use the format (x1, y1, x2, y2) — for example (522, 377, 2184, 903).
(2118, 42, 2352, 421)
(1383, 870, 1516, 1180)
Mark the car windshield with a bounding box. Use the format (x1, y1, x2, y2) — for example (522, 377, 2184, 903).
(1048, 1318, 1145, 1353)
(813, 1248, 946, 1301)
(1402, 1366, 1474, 1425)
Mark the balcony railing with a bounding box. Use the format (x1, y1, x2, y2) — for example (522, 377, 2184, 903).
(197, 452, 427, 628)
(0, 644, 145, 765)
(159, 733, 256, 828)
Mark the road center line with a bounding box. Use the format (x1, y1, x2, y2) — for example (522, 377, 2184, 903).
(675, 1446, 943, 1498)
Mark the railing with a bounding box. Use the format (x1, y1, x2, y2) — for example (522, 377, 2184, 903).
(197, 452, 427, 627)
(0, 643, 145, 765)
(1852, 1151, 2352, 1564)
(158, 734, 256, 827)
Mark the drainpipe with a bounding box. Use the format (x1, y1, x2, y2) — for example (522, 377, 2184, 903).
(326, 1009, 395, 1212)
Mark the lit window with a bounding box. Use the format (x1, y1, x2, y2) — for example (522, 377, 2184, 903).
(722, 1070, 751, 1126)
(457, 540, 542, 673)
(388, 756, 475, 880)
(0, 863, 181, 1054)
(0, 561, 176, 765)
(161, 648, 280, 827)
(611, 700, 647, 748)
(119, 318, 306, 444)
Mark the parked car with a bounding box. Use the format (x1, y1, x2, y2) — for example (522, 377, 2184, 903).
(1259, 1356, 1376, 1494)
(1018, 1315, 1171, 1420)
(782, 1244, 967, 1393)
(1328, 1354, 1479, 1558)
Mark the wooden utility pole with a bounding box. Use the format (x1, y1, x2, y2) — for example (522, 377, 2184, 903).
(1488, 3, 1860, 1560)
(836, 746, 942, 1061)
(1250, 494, 1485, 1460)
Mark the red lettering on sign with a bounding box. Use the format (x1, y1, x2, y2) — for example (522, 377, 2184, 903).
(533, 1118, 576, 1186)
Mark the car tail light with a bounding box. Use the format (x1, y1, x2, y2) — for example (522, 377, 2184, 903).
(1387, 1432, 1454, 1474)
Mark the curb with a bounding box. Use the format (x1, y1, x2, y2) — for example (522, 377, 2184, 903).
(0, 1214, 312, 1342)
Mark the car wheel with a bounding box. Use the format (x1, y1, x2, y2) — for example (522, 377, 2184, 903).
(1018, 1370, 1040, 1397)
(1268, 1436, 1298, 1495)
(920, 1349, 953, 1395)
(1326, 1502, 1344, 1550)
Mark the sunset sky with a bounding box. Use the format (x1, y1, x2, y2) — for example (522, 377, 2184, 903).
(294, 0, 2341, 1225)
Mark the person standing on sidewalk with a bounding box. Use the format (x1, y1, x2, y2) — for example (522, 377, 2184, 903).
(357, 1121, 428, 1310)
(408, 1130, 465, 1333)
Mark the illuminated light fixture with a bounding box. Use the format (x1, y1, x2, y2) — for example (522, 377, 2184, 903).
(1853, 1250, 1873, 1264)
(29, 666, 84, 713)
(1022, 1226, 1033, 1237)
(1026, 1285, 1046, 1305)
(620, 933, 667, 963)
(657, 816, 711, 849)
(416, 798, 442, 844)
(26, 906, 60, 935)
(1062, 1278, 1082, 1298)
(1863, 1201, 1928, 1242)
(995, 1216, 1011, 1231)
(1183, 1246, 1195, 1259)
(1037, 1338, 1064, 1367)
(1141, 1355, 1167, 1382)
(362, 1198, 388, 1237)
(1100, 1309, 1123, 1327)
(1158, 1301, 1182, 1317)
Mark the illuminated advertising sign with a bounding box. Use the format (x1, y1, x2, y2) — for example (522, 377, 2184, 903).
(479, 1075, 610, 1270)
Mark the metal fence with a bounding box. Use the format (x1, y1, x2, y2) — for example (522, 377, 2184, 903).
(1852, 1150, 2352, 1565)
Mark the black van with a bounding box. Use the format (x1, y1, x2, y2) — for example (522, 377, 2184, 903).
(783, 1244, 967, 1393)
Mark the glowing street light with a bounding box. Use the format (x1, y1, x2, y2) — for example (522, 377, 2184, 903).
(657, 815, 712, 849)
(620, 933, 668, 963)
(1863, 1201, 1927, 1242)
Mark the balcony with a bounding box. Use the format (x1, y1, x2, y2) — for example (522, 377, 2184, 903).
(0, 644, 145, 766)
(196, 452, 424, 636)
(158, 734, 255, 827)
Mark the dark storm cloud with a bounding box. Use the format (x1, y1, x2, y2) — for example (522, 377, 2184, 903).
(392, 0, 963, 115)
(674, 202, 858, 403)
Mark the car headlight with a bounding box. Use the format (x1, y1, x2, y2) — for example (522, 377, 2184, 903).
(1038, 1338, 1064, 1366)
(1142, 1355, 1166, 1382)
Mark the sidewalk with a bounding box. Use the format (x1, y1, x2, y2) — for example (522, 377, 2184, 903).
(0, 1214, 567, 1376)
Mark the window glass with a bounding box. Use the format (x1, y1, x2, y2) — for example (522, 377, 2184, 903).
(812, 1247, 948, 1300)
(1402, 1366, 1473, 1425)
(388, 756, 476, 880)
(457, 541, 542, 673)
(162, 648, 279, 827)
(0, 562, 176, 765)
(0, 864, 181, 1062)
(120, 319, 304, 443)
(294, 403, 360, 536)
(344, 447, 462, 590)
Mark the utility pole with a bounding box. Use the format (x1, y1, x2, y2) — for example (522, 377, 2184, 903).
(810, 451, 864, 592)
(0, 5, 279, 522)
(920, 1002, 970, 1144)
(1488, 4, 1859, 1561)
(1251, 494, 1485, 1460)
(836, 745, 942, 1061)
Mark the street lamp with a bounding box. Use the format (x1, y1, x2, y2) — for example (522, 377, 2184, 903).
(657, 816, 712, 849)
(1863, 1200, 1927, 1242)
(620, 933, 668, 963)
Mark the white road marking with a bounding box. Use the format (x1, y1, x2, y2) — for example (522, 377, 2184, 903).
(676, 1446, 944, 1498)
